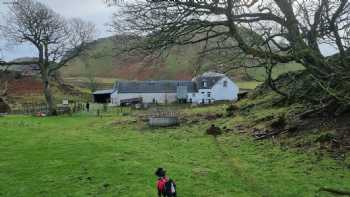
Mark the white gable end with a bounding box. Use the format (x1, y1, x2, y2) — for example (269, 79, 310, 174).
(211, 77, 239, 101)
(187, 76, 239, 104)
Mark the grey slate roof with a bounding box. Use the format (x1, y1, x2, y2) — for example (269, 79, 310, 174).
(116, 80, 197, 93)
(194, 76, 224, 89)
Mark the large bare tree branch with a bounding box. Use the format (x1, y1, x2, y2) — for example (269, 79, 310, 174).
(110, 0, 350, 103)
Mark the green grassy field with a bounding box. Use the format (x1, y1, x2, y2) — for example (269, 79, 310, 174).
(246, 62, 305, 81)
(0, 106, 349, 197)
(236, 81, 262, 90)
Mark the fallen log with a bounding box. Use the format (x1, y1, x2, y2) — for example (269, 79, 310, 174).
(254, 129, 289, 141)
(299, 108, 322, 119)
(299, 100, 337, 119)
(319, 187, 350, 196)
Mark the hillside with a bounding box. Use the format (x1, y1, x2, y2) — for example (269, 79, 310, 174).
(61, 36, 304, 89)
(61, 36, 198, 80)
(1, 36, 305, 107)
(0, 70, 89, 111)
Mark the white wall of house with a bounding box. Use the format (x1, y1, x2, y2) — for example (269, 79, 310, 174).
(211, 77, 239, 101)
(111, 92, 177, 106)
(187, 77, 239, 104)
(188, 90, 211, 104)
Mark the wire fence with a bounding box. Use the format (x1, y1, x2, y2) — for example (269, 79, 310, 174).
(84, 104, 133, 117)
(8, 102, 86, 115)
(5, 102, 134, 116)
(3, 102, 184, 118)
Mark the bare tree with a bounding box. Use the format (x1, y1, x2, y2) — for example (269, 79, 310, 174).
(110, 0, 350, 104)
(0, 81, 8, 97)
(0, 0, 96, 115)
(0, 79, 10, 113)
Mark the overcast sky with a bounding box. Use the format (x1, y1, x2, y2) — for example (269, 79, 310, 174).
(0, 0, 115, 60)
(0, 0, 338, 61)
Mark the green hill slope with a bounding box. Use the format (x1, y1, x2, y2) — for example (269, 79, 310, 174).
(61, 36, 202, 80)
(61, 36, 304, 90)
(62, 37, 115, 78)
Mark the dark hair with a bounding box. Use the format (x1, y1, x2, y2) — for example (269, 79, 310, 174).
(155, 168, 166, 177)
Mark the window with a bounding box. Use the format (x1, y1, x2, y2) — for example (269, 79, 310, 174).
(201, 92, 205, 94)
(207, 92, 211, 98)
(223, 80, 228, 87)
(203, 81, 207, 88)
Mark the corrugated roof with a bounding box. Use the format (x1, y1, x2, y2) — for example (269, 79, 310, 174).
(93, 89, 114, 95)
(116, 80, 197, 93)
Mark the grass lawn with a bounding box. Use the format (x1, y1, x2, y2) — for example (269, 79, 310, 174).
(247, 62, 305, 81)
(0, 108, 349, 197)
(236, 81, 262, 90)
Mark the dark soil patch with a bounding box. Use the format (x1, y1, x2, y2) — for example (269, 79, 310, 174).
(204, 113, 224, 120)
(206, 124, 222, 137)
(226, 104, 239, 116)
(270, 116, 287, 129)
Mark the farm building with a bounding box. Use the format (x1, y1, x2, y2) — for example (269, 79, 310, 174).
(94, 72, 239, 105)
(111, 80, 196, 106)
(92, 89, 113, 103)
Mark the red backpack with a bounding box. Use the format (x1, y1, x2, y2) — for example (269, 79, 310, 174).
(157, 177, 168, 193)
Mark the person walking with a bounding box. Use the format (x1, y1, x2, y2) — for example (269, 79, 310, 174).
(86, 102, 90, 112)
(155, 168, 177, 197)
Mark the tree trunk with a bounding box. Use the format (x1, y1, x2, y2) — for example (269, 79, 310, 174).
(0, 80, 10, 113)
(0, 97, 10, 113)
(41, 71, 56, 115)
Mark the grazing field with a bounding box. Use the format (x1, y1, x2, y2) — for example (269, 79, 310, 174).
(0, 107, 349, 197)
(235, 81, 262, 90)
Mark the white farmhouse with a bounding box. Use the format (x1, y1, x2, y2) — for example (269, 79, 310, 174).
(108, 72, 239, 106)
(188, 72, 239, 104)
